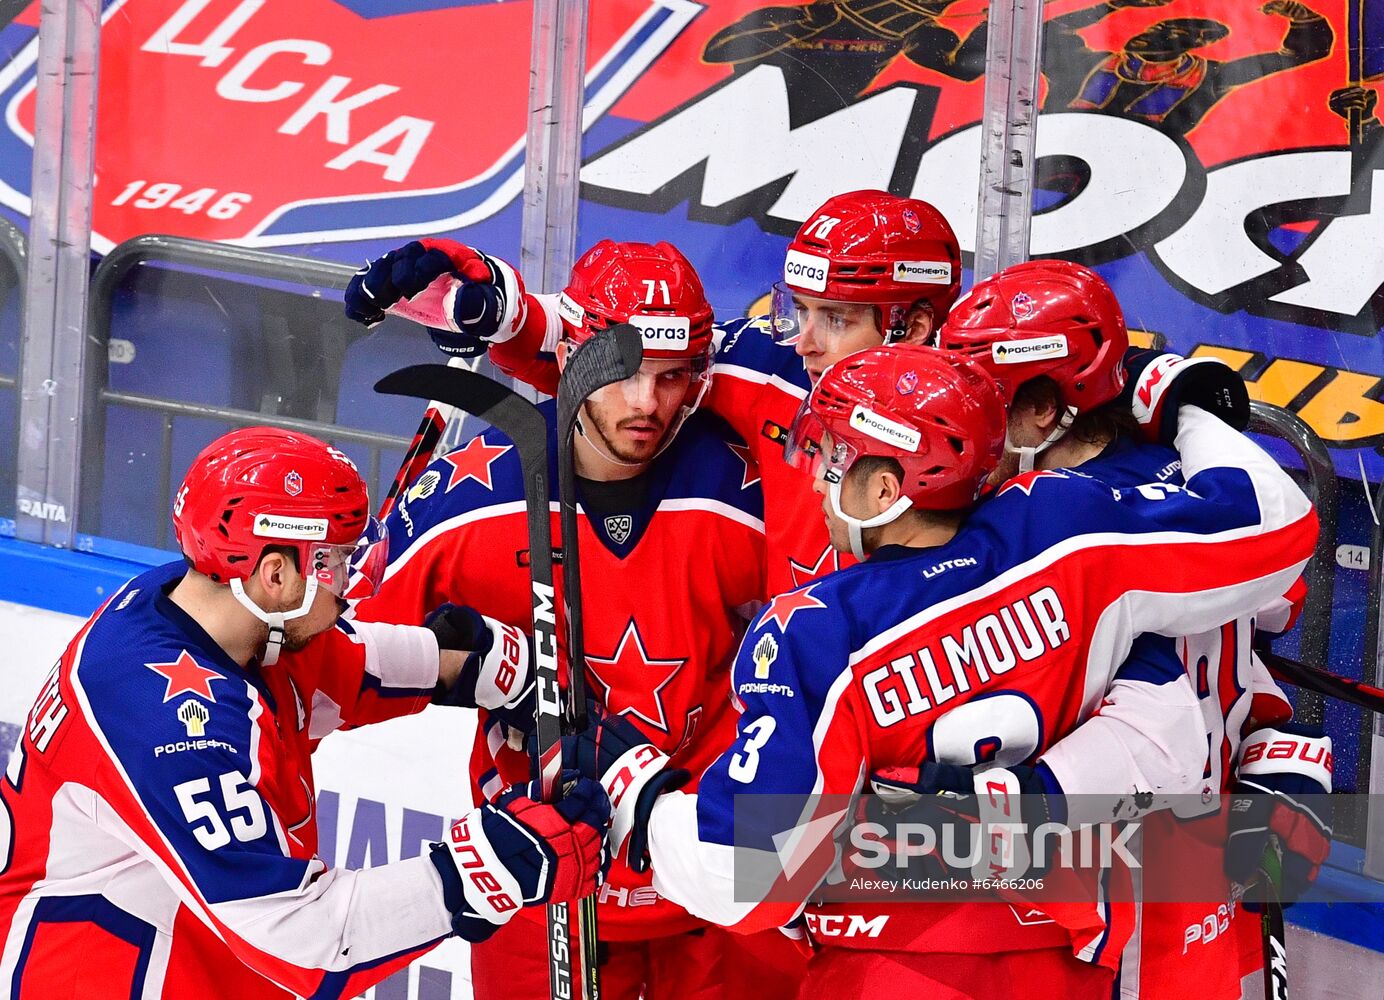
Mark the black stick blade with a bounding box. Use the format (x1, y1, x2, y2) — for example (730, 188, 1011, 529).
(555, 324, 645, 436)
(376, 363, 548, 446)
(376, 363, 515, 418)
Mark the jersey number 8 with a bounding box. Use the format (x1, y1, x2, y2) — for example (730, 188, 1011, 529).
(928, 693, 1044, 769)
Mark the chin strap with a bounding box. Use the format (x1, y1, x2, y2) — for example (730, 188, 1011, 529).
(574, 412, 645, 469)
(228, 576, 318, 666)
(827, 478, 914, 561)
(1006, 405, 1078, 474)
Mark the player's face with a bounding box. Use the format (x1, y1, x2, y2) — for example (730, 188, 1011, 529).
(583, 358, 696, 464)
(274, 562, 344, 652)
(810, 437, 875, 553)
(988, 399, 1048, 486)
(792, 295, 883, 382)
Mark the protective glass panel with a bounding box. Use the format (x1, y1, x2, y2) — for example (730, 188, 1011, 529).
(0, 217, 23, 522)
(0, 1, 567, 549)
(572, 0, 990, 325)
(1026, 1, 1378, 833)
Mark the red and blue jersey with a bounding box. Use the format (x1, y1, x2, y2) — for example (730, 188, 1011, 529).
(490, 308, 842, 595)
(703, 316, 866, 593)
(353, 403, 766, 940)
(1043, 433, 1294, 806)
(0, 562, 453, 999)
(1056, 434, 1299, 1000)
(641, 407, 1317, 968)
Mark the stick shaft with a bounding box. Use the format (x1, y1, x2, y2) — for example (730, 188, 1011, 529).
(375, 355, 471, 520)
(1257, 647, 1384, 715)
(373, 363, 571, 999)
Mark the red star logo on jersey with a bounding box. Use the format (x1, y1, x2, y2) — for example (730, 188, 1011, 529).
(997, 469, 1068, 497)
(757, 585, 827, 633)
(788, 545, 839, 589)
(727, 442, 760, 490)
(585, 619, 687, 734)
(440, 436, 512, 493)
(145, 650, 224, 703)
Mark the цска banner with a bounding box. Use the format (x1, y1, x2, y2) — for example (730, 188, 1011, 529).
(0, 0, 1379, 476)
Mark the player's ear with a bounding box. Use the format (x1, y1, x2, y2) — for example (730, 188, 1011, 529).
(556, 339, 570, 372)
(251, 547, 295, 599)
(1014, 378, 1061, 434)
(902, 302, 935, 345)
(1033, 396, 1063, 434)
(875, 465, 905, 512)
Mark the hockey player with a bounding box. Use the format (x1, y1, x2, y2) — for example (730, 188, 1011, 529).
(351, 240, 802, 1000)
(923, 260, 1332, 998)
(550, 343, 1318, 997)
(342, 214, 1292, 990)
(343, 189, 963, 595)
(0, 428, 608, 1000)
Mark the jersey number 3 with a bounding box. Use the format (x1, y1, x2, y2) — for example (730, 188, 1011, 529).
(728, 717, 777, 783)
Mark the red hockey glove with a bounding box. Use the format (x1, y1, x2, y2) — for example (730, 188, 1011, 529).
(344, 238, 529, 355)
(1225, 724, 1333, 910)
(430, 770, 610, 942)
(1119, 347, 1249, 449)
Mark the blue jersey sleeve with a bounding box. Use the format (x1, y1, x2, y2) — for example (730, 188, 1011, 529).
(990, 407, 1317, 641)
(646, 584, 865, 932)
(72, 640, 454, 997)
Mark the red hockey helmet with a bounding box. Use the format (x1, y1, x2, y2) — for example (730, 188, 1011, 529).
(559, 240, 717, 461)
(786, 345, 1005, 556)
(774, 190, 961, 345)
(934, 259, 1128, 412)
(173, 428, 389, 660)
(558, 240, 715, 361)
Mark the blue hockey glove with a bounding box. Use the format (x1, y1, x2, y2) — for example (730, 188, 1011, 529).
(344, 238, 529, 356)
(869, 761, 1065, 877)
(430, 769, 609, 941)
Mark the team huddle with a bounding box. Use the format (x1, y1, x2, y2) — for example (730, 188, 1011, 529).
(0, 190, 1332, 1000)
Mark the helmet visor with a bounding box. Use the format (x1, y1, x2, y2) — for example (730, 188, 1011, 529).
(770, 282, 802, 345)
(783, 397, 859, 484)
(600, 356, 711, 410)
(319, 517, 390, 599)
(772, 282, 886, 351)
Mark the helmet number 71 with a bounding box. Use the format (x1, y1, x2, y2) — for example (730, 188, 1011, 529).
(641, 279, 671, 305)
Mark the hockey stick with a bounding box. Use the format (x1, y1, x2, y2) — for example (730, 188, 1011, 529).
(375, 355, 473, 520)
(1254, 646, 1384, 716)
(1257, 838, 1289, 1000)
(554, 323, 644, 1000)
(374, 363, 573, 1000)
(555, 324, 644, 727)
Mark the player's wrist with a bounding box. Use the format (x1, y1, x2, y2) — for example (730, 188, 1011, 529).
(625, 766, 691, 873)
(600, 742, 675, 856)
